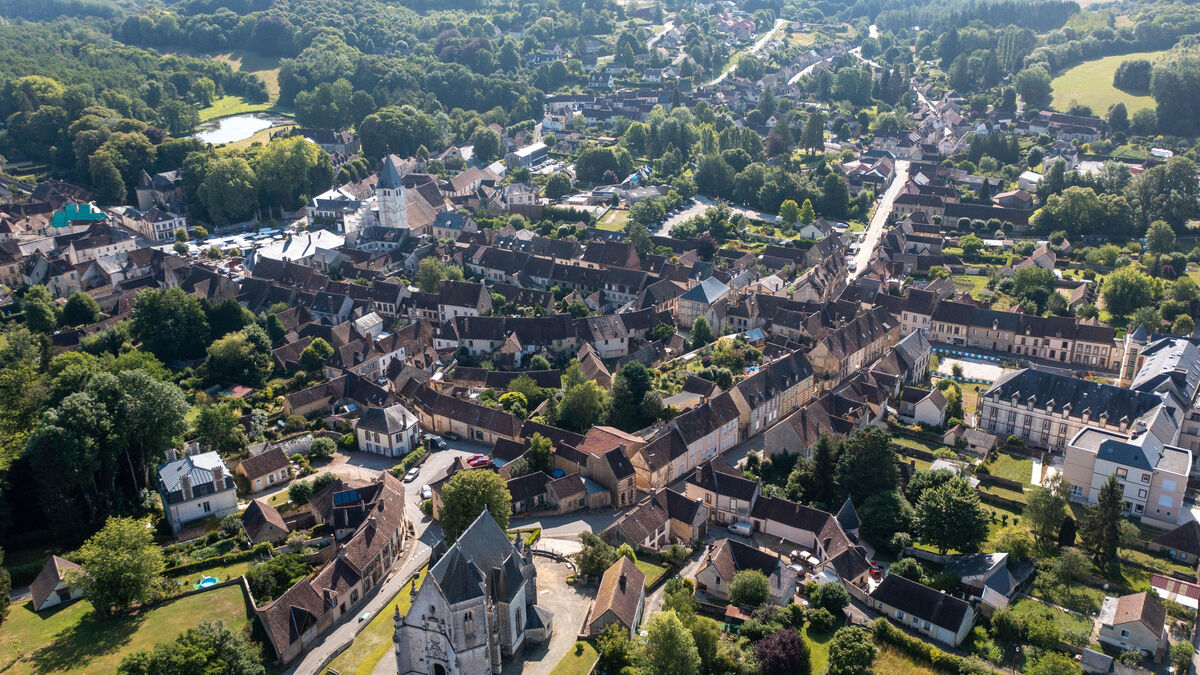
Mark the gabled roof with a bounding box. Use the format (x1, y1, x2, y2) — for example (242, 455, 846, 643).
(1151, 520, 1200, 557)
(30, 556, 81, 610)
(869, 574, 972, 631)
(836, 498, 860, 532)
(587, 556, 644, 629)
(679, 277, 729, 304)
(242, 498, 288, 544)
(238, 447, 291, 480)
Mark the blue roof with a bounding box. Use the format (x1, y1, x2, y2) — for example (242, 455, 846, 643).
(679, 277, 729, 304)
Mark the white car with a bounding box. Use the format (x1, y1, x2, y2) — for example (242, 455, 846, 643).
(421, 485, 432, 500)
(403, 467, 420, 483)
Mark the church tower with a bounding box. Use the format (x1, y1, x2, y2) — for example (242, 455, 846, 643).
(377, 155, 408, 229)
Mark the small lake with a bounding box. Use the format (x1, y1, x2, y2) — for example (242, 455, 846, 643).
(192, 113, 290, 145)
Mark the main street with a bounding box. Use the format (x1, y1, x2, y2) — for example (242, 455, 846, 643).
(853, 158, 909, 278)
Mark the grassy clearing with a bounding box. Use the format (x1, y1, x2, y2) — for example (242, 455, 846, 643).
(323, 566, 428, 675)
(211, 50, 282, 98)
(1010, 597, 1093, 640)
(0, 584, 254, 674)
(635, 560, 669, 587)
(872, 643, 940, 675)
(197, 95, 275, 122)
(952, 274, 990, 300)
(596, 209, 630, 231)
(549, 641, 599, 675)
(803, 624, 836, 674)
(226, 124, 297, 150)
(1051, 50, 1164, 115)
(986, 453, 1033, 486)
(164, 559, 252, 590)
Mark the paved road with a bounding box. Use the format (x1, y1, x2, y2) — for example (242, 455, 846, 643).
(289, 447, 477, 675)
(852, 158, 909, 279)
(707, 19, 789, 86)
(647, 20, 674, 49)
(654, 195, 781, 237)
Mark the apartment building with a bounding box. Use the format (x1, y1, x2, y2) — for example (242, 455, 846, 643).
(928, 301, 1117, 369)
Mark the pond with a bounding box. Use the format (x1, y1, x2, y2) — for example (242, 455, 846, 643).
(192, 113, 290, 145)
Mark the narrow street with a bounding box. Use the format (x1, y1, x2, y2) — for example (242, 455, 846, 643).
(706, 19, 789, 86)
(853, 158, 909, 279)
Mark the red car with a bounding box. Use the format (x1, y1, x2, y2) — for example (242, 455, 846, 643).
(869, 563, 883, 579)
(467, 454, 490, 468)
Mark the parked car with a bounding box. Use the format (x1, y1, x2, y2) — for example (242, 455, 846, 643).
(467, 453, 490, 468)
(403, 467, 420, 483)
(358, 611, 372, 623)
(869, 563, 883, 579)
(727, 521, 752, 537)
(424, 435, 447, 449)
(443, 431, 459, 441)
(421, 485, 432, 500)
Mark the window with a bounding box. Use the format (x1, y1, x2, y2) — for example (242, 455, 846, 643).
(1071, 485, 1083, 497)
(1140, 473, 1150, 483)
(1120, 629, 1130, 638)
(1115, 468, 1127, 479)
(1138, 489, 1147, 499)
(202, 501, 211, 512)
(1159, 495, 1174, 507)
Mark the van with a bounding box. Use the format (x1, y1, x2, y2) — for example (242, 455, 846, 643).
(727, 521, 753, 537)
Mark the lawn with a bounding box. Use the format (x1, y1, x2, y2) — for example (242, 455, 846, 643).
(960, 381, 985, 417)
(802, 624, 836, 674)
(164, 559, 252, 591)
(986, 453, 1033, 486)
(1051, 50, 1165, 115)
(596, 209, 630, 231)
(197, 95, 276, 122)
(951, 274, 990, 301)
(872, 644, 939, 675)
(0, 584, 255, 674)
(1010, 598, 1093, 641)
(227, 123, 297, 150)
(635, 560, 669, 588)
(323, 566, 428, 675)
(549, 641, 598, 675)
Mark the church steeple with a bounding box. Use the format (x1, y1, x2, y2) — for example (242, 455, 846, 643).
(377, 155, 408, 229)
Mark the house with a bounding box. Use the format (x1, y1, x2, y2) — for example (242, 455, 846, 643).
(1097, 592, 1169, 661)
(506, 142, 548, 169)
(806, 307, 900, 383)
(605, 489, 708, 551)
(897, 387, 948, 427)
(869, 574, 976, 647)
(695, 538, 798, 606)
(157, 450, 239, 535)
(241, 498, 290, 545)
(356, 403, 420, 457)
(431, 212, 478, 240)
(508, 471, 551, 514)
(408, 384, 523, 446)
(678, 277, 730, 330)
(29, 556, 83, 612)
(586, 557, 646, 638)
(394, 508, 552, 673)
(1148, 519, 1200, 565)
(942, 425, 998, 457)
(684, 458, 761, 526)
(1150, 574, 1200, 610)
(235, 447, 293, 494)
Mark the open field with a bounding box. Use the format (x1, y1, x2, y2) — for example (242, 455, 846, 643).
(198, 95, 276, 122)
(596, 208, 630, 231)
(0, 584, 255, 674)
(211, 50, 282, 98)
(1051, 50, 1164, 115)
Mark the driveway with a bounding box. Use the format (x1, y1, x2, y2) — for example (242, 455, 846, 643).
(853, 159, 909, 279)
(501, 559, 595, 675)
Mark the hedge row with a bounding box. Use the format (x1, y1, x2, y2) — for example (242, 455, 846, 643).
(870, 617, 995, 675)
(162, 542, 272, 577)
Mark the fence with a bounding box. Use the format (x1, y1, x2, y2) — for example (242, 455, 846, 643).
(977, 490, 1025, 512)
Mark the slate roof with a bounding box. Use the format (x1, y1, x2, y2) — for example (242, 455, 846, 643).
(869, 574, 972, 631)
(356, 403, 417, 435)
(241, 498, 288, 545)
(587, 557, 644, 630)
(1151, 520, 1200, 558)
(983, 369, 1163, 425)
(679, 277, 729, 304)
(687, 458, 758, 502)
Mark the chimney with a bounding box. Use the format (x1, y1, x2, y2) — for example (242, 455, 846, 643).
(181, 474, 192, 500)
(165, 448, 177, 462)
(212, 466, 223, 489)
(619, 573, 627, 593)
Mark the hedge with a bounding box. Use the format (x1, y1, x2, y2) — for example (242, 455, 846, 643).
(162, 542, 272, 577)
(391, 444, 429, 477)
(870, 617, 995, 675)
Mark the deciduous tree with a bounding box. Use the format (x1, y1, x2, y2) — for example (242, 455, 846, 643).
(70, 516, 164, 616)
(439, 469, 512, 541)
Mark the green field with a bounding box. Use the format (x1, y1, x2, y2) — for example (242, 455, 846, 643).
(0, 584, 255, 674)
(635, 560, 669, 587)
(323, 567, 428, 675)
(1051, 51, 1164, 115)
(596, 209, 630, 231)
(549, 641, 598, 675)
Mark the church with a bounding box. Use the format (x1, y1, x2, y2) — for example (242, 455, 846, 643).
(393, 509, 553, 674)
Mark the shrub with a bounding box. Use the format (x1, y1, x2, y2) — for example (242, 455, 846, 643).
(871, 617, 992, 675)
(808, 607, 837, 632)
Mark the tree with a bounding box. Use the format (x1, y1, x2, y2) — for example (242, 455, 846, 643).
(642, 611, 700, 675)
(527, 433, 553, 472)
(1059, 516, 1077, 547)
(810, 582, 850, 615)
(754, 628, 811, 675)
(729, 569, 771, 606)
(826, 627, 876, 675)
(204, 326, 272, 386)
(288, 479, 314, 505)
(439, 469, 512, 541)
(300, 337, 334, 372)
(61, 291, 102, 327)
(858, 490, 913, 548)
(1027, 652, 1082, 675)
(1171, 642, 1195, 674)
(663, 577, 697, 622)
(1147, 220, 1177, 254)
(194, 403, 248, 455)
(835, 427, 899, 505)
(1103, 266, 1155, 318)
(1174, 314, 1195, 336)
(309, 436, 336, 460)
(70, 517, 163, 616)
(888, 558, 924, 582)
(609, 362, 654, 431)
(1081, 474, 1123, 567)
(131, 287, 211, 361)
(1026, 475, 1070, 548)
(690, 317, 714, 349)
(1015, 66, 1052, 108)
(117, 620, 264, 675)
(556, 381, 608, 432)
(631, 198, 666, 228)
(960, 234, 984, 259)
(994, 526, 1035, 559)
(801, 110, 826, 154)
(596, 623, 636, 674)
(915, 476, 989, 554)
(23, 285, 59, 333)
(469, 126, 502, 163)
(416, 257, 450, 292)
(0, 550, 9, 627)
(779, 199, 800, 224)
(198, 157, 258, 226)
(1107, 102, 1129, 134)
(545, 172, 572, 200)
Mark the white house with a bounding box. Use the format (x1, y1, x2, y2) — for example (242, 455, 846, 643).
(355, 403, 420, 457)
(156, 450, 239, 534)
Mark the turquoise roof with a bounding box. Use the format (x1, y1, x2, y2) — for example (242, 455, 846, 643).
(51, 203, 106, 228)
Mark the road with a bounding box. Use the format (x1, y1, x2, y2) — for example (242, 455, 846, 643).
(647, 20, 674, 49)
(706, 18, 789, 86)
(653, 195, 781, 237)
(288, 446, 479, 675)
(852, 158, 909, 279)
